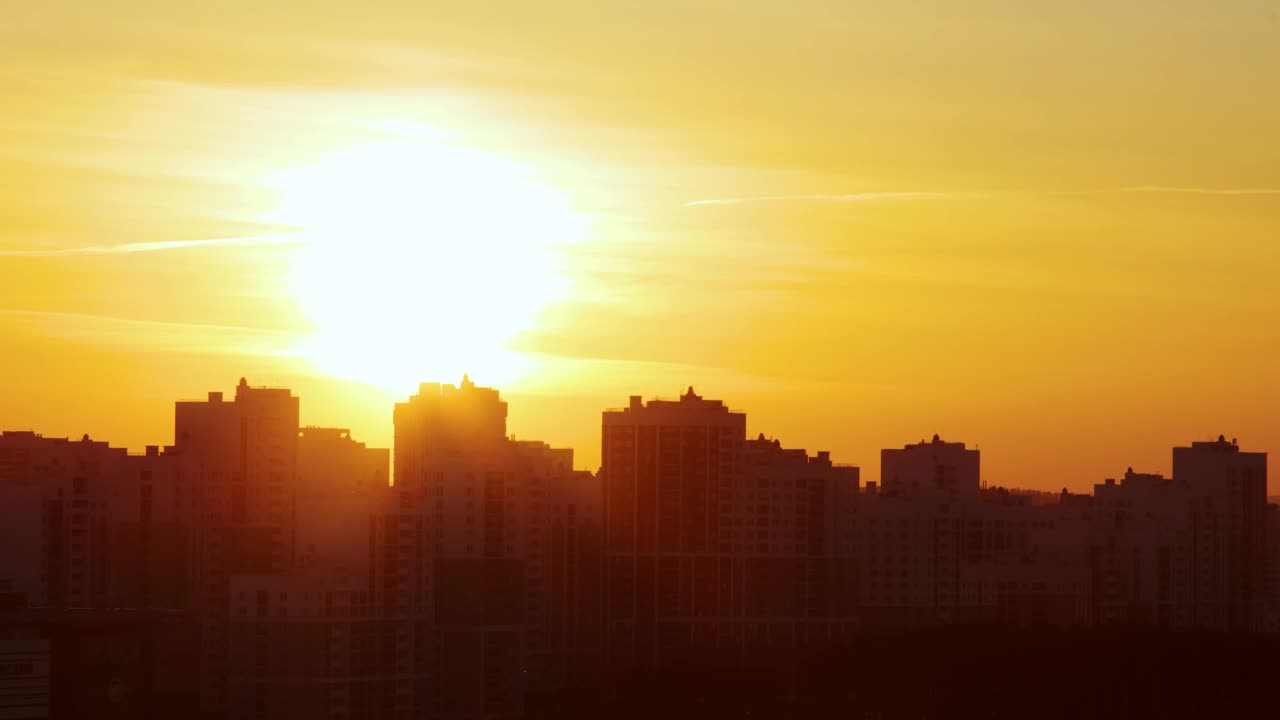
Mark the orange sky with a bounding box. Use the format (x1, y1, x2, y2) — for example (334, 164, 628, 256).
(2, 2, 1279, 490)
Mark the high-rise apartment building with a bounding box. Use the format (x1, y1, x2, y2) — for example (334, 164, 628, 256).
(379, 377, 601, 720)
(296, 426, 390, 573)
(1173, 436, 1268, 631)
(109, 446, 193, 610)
(0, 431, 123, 609)
(171, 378, 301, 718)
(601, 389, 861, 666)
(601, 388, 745, 665)
(225, 568, 397, 720)
(880, 435, 980, 498)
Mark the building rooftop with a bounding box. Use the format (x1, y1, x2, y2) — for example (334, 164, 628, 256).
(895, 434, 970, 451)
(1188, 435, 1242, 452)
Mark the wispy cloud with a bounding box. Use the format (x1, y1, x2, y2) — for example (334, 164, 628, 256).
(1108, 186, 1280, 196)
(0, 233, 306, 257)
(0, 308, 300, 355)
(684, 191, 949, 207)
(686, 186, 1280, 208)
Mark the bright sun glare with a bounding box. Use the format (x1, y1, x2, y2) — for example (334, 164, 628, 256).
(263, 136, 586, 390)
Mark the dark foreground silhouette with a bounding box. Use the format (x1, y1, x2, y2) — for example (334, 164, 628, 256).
(532, 627, 1280, 720)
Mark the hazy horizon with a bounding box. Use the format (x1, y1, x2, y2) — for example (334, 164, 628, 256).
(1, 374, 1273, 496)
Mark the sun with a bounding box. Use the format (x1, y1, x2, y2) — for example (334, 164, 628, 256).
(262, 135, 586, 390)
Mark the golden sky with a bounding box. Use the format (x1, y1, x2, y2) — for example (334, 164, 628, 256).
(2, 1, 1279, 490)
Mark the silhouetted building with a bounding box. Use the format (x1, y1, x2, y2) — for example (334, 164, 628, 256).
(377, 378, 602, 720)
(881, 435, 980, 498)
(0, 619, 47, 719)
(0, 432, 123, 610)
(858, 444, 1092, 628)
(0, 608, 198, 720)
(601, 388, 745, 666)
(734, 436, 860, 636)
(1266, 503, 1280, 632)
(601, 389, 861, 667)
(107, 448, 192, 610)
(296, 427, 389, 573)
(854, 488, 965, 626)
(225, 569, 398, 720)
(1087, 469, 1194, 627)
(1173, 436, 1268, 631)
(171, 378, 301, 718)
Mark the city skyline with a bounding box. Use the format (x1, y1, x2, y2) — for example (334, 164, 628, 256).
(3, 374, 1275, 718)
(0, 374, 1273, 495)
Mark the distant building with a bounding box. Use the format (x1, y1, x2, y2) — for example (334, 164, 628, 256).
(1173, 436, 1268, 631)
(108, 447, 193, 610)
(225, 569, 395, 720)
(0, 616, 47, 719)
(601, 388, 745, 666)
(171, 378, 301, 718)
(173, 377, 300, 565)
(1265, 504, 1280, 632)
(735, 435, 860, 635)
(296, 427, 389, 573)
(859, 443, 1092, 629)
(601, 388, 861, 666)
(0, 608, 198, 720)
(377, 377, 602, 720)
(0, 431, 124, 609)
(880, 434, 980, 498)
(1089, 469, 1193, 627)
